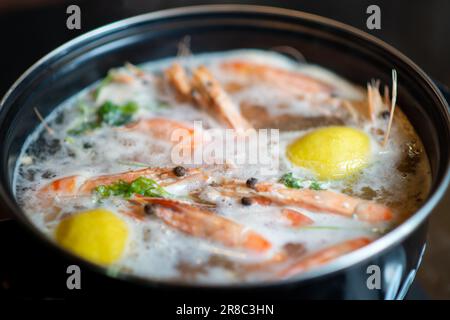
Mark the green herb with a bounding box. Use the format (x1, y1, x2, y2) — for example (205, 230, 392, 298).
(64, 136, 75, 144)
(279, 172, 326, 191)
(279, 172, 303, 189)
(117, 160, 152, 167)
(67, 100, 138, 135)
(94, 176, 169, 199)
(309, 181, 324, 191)
(67, 121, 100, 135)
(97, 101, 138, 126)
(94, 73, 113, 99)
(78, 101, 93, 121)
(67, 101, 97, 135)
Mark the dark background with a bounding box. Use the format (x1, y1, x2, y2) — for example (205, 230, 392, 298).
(0, 0, 449, 299)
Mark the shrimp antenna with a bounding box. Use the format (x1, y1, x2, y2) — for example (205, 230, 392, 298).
(33, 107, 55, 136)
(177, 35, 192, 58)
(382, 69, 398, 147)
(125, 62, 144, 76)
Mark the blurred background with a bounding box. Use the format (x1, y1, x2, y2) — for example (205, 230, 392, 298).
(0, 0, 449, 299)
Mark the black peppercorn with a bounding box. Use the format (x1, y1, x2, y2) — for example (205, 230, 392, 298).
(241, 197, 253, 206)
(83, 142, 93, 149)
(173, 166, 186, 177)
(379, 110, 391, 119)
(246, 177, 258, 189)
(41, 170, 55, 179)
(144, 204, 156, 215)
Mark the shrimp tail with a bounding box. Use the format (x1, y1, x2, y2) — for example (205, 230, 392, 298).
(140, 197, 271, 252)
(277, 237, 371, 278)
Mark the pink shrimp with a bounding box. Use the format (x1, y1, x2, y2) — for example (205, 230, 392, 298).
(269, 188, 393, 222)
(281, 208, 314, 227)
(191, 65, 253, 131)
(164, 63, 253, 131)
(220, 60, 333, 96)
(277, 237, 372, 278)
(165, 63, 192, 99)
(136, 197, 271, 253)
(38, 167, 207, 198)
(210, 180, 393, 223)
(124, 117, 205, 160)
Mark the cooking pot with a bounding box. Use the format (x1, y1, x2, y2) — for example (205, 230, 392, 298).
(0, 5, 449, 300)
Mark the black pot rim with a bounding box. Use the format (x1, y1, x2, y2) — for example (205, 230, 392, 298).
(1, 4, 449, 290)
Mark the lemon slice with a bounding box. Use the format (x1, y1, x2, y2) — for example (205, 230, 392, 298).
(55, 208, 128, 265)
(287, 126, 371, 180)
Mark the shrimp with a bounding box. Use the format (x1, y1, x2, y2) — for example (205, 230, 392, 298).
(124, 117, 204, 159)
(191, 65, 253, 131)
(359, 71, 397, 127)
(79, 167, 207, 192)
(237, 243, 305, 274)
(124, 117, 195, 143)
(39, 167, 207, 198)
(136, 197, 271, 252)
(277, 237, 371, 278)
(267, 188, 393, 222)
(220, 60, 333, 96)
(165, 63, 253, 131)
(211, 237, 368, 278)
(38, 175, 80, 198)
(281, 208, 314, 227)
(208, 179, 393, 223)
(165, 63, 192, 99)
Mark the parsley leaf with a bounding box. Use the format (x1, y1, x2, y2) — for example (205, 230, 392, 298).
(309, 181, 324, 190)
(94, 73, 113, 99)
(94, 177, 169, 199)
(279, 172, 303, 189)
(67, 121, 100, 136)
(67, 100, 138, 135)
(280, 173, 325, 191)
(97, 101, 138, 126)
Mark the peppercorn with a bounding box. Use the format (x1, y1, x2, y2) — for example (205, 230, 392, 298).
(241, 197, 253, 206)
(83, 142, 93, 149)
(41, 170, 55, 179)
(173, 166, 186, 177)
(246, 177, 258, 189)
(379, 110, 391, 119)
(144, 204, 156, 215)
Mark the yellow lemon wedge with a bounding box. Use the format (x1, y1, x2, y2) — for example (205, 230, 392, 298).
(287, 126, 371, 180)
(55, 208, 128, 265)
